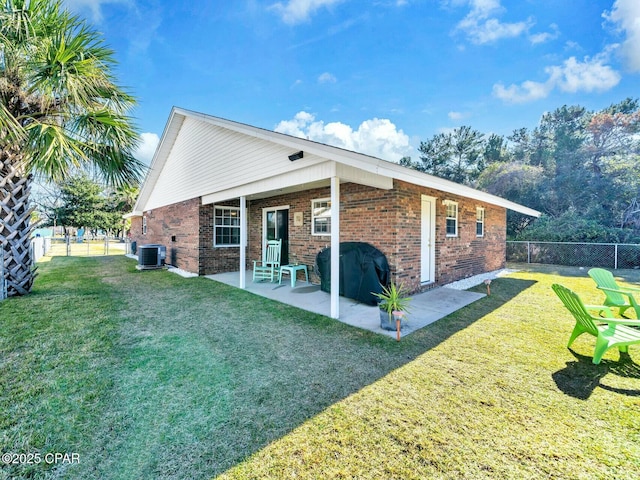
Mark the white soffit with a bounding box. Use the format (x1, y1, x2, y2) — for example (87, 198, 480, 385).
(201, 161, 394, 205)
(137, 107, 541, 218)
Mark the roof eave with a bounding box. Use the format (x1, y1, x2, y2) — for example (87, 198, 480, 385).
(135, 107, 541, 218)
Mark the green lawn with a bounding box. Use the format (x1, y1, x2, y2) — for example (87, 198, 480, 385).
(1, 257, 639, 479)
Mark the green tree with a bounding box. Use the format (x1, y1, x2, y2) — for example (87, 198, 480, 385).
(483, 133, 508, 164)
(0, 0, 143, 296)
(476, 162, 544, 236)
(537, 105, 589, 216)
(449, 126, 485, 183)
(409, 98, 640, 241)
(55, 175, 104, 233)
(417, 126, 485, 183)
(417, 132, 451, 176)
(507, 128, 531, 164)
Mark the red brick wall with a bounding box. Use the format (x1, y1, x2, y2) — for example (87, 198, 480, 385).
(129, 198, 200, 273)
(128, 199, 241, 275)
(132, 180, 506, 291)
(392, 181, 506, 290)
(130, 216, 142, 240)
(248, 187, 333, 282)
(199, 201, 241, 275)
(245, 181, 506, 292)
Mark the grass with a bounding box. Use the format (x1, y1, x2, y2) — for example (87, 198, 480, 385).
(1, 258, 639, 479)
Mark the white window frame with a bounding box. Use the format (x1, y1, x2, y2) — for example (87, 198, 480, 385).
(476, 207, 485, 237)
(214, 206, 241, 247)
(444, 200, 458, 238)
(142, 215, 147, 235)
(311, 198, 331, 236)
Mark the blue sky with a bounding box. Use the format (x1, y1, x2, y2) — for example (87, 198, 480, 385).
(64, 0, 640, 164)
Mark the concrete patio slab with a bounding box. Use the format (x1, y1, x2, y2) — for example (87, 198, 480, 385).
(205, 271, 485, 339)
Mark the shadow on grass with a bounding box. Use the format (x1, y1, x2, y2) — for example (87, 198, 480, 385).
(166, 275, 540, 476)
(406, 277, 538, 352)
(2, 257, 540, 479)
(200, 277, 539, 475)
(552, 349, 640, 400)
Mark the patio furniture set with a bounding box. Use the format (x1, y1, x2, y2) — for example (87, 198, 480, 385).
(553, 268, 640, 364)
(252, 239, 308, 288)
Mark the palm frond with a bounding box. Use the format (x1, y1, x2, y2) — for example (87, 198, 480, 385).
(81, 143, 146, 188)
(23, 118, 85, 182)
(0, 101, 25, 145)
(1, 0, 143, 189)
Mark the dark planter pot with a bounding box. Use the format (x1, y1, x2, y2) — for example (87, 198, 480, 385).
(380, 309, 405, 331)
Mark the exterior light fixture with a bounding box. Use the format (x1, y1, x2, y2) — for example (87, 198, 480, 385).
(288, 151, 304, 161)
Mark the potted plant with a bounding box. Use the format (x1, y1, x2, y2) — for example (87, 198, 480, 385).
(373, 281, 411, 333)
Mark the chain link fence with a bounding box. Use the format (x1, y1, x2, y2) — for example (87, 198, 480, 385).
(43, 236, 128, 257)
(507, 241, 640, 269)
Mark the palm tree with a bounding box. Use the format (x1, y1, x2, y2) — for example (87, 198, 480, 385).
(1, 0, 143, 297)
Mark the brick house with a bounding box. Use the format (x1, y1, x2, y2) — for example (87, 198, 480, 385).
(127, 107, 539, 318)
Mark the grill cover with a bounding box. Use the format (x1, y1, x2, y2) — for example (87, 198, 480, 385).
(316, 242, 391, 305)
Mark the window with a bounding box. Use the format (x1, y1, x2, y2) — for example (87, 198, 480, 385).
(444, 200, 458, 237)
(142, 216, 147, 235)
(476, 207, 485, 237)
(312, 198, 331, 235)
(214, 206, 240, 246)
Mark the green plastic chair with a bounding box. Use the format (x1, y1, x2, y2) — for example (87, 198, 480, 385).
(552, 283, 640, 364)
(252, 239, 282, 282)
(587, 268, 640, 318)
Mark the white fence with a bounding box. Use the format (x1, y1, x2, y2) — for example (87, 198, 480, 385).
(38, 236, 127, 257)
(2, 237, 127, 301)
(507, 241, 640, 269)
(31, 236, 51, 263)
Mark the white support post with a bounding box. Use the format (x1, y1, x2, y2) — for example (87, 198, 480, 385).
(239, 196, 247, 289)
(330, 177, 340, 319)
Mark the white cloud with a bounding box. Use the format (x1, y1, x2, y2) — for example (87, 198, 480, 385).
(135, 132, 160, 165)
(493, 55, 620, 104)
(492, 80, 551, 104)
(274, 112, 413, 161)
(455, 0, 533, 44)
(448, 111, 468, 121)
(547, 55, 621, 93)
(318, 72, 337, 84)
(270, 0, 345, 25)
(63, 0, 129, 23)
(604, 0, 640, 72)
(529, 23, 560, 45)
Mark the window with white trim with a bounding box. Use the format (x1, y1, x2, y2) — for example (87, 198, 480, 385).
(476, 207, 485, 237)
(444, 200, 458, 237)
(312, 198, 331, 235)
(142, 216, 147, 235)
(214, 206, 240, 246)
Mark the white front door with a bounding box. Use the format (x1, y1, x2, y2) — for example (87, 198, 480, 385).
(421, 195, 436, 283)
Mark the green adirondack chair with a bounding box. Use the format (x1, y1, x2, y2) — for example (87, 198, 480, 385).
(253, 239, 282, 282)
(587, 268, 640, 318)
(552, 283, 640, 364)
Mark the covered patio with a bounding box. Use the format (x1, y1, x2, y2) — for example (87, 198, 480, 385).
(205, 271, 486, 338)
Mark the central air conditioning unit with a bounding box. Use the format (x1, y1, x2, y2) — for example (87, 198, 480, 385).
(137, 244, 166, 269)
